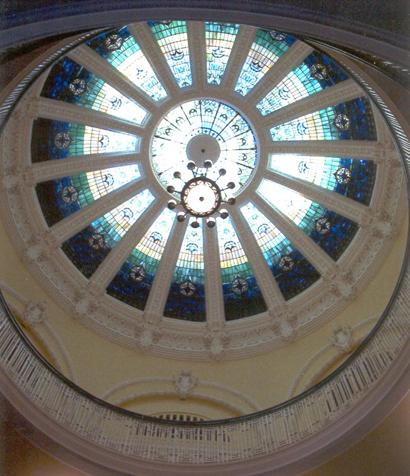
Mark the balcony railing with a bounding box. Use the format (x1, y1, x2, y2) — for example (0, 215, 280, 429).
(0, 255, 409, 465)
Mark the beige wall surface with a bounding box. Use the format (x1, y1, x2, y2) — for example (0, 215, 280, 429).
(4, 392, 410, 476)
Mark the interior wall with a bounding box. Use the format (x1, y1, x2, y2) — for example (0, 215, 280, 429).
(0, 204, 407, 417)
(3, 391, 410, 476)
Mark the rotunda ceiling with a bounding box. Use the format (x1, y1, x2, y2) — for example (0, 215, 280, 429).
(0, 20, 405, 360)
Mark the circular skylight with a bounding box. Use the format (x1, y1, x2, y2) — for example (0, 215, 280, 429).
(151, 99, 257, 197)
(1, 19, 402, 359)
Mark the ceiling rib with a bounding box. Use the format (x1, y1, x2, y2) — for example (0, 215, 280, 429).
(89, 198, 165, 291)
(31, 153, 139, 183)
(68, 45, 156, 113)
(51, 178, 145, 244)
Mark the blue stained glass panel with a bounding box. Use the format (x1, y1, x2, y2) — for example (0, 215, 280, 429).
(41, 57, 147, 125)
(86, 27, 167, 101)
(241, 202, 320, 299)
(235, 29, 294, 96)
(61, 189, 153, 278)
(107, 208, 175, 309)
(258, 180, 358, 260)
(257, 51, 348, 116)
(270, 97, 376, 141)
(35, 164, 141, 226)
(164, 218, 206, 321)
(269, 154, 376, 205)
(149, 21, 192, 88)
(205, 22, 239, 85)
(217, 217, 266, 319)
(31, 119, 139, 163)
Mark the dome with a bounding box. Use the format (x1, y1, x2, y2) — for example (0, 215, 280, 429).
(1, 20, 404, 360)
(0, 8, 409, 476)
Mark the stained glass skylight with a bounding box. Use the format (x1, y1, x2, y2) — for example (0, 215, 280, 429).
(164, 218, 206, 321)
(235, 29, 294, 96)
(29, 20, 379, 324)
(41, 57, 148, 125)
(87, 28, 167, 101)
(217, 217, 266, 319)
(256, 52, 348, 116)
(241, 202, 320, 299)
(151, 99, 257, 196)
(149, 21, 192, 88)
(205, 22, 239, 85)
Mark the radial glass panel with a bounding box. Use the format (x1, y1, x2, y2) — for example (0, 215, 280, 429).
(235, 29, 294, 96)
(149, 21, 192, 88)
(60, 188, 153, 278)
(269, 154, 376, 204)
(205, 22, 239, 85)
(35, 164, 141, 226)
(217, 217, 266, 319)
(164, 219, 206, 321)
(41, 57, 147, 125)
(107, 209, 175, 309)
(258, 180, 358, 260)
(87, 27, 167, 101)
(241, 202, 320, 299)
(270, 97, 376, 141)
(31, 119, 139, 163)
(257, 51, 348, 116)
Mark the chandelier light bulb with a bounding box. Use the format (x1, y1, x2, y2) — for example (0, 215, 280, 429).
(173, 171, 182, 179)
(167, 199, 178, 210)
(219, 168, 226, 176)
(177, 212, 186, 222)
(191, 220, 200, 229)
(227, 197, 236, 205)
(167, 185, 176, 193)
(227, 181, 235, 189)
(187, 161, 196, 171)
(204, 159, 213, 169)
(220, 209, 229, 219)
(206, 217, 216, 228)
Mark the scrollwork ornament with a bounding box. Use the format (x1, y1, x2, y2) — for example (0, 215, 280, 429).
(331, 325, 354, 354)
(173, 370, 198, 399)
(22, 301, 47, 326)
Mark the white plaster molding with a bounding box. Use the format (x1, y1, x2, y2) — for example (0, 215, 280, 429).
(266, 139, 385, 159)
(32, 97, 144, 136)
(221, 25, 255, 90)
(31, 152, 139, 183)
(203, 224, 225, 330)
(187, 21, 206, 89)
(143, 219, 188, 322)
(100, 375, 260, 413)
(22, 301, 47, 326)
(173, 370, 198, 400)
(288, 315, 379, 398)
